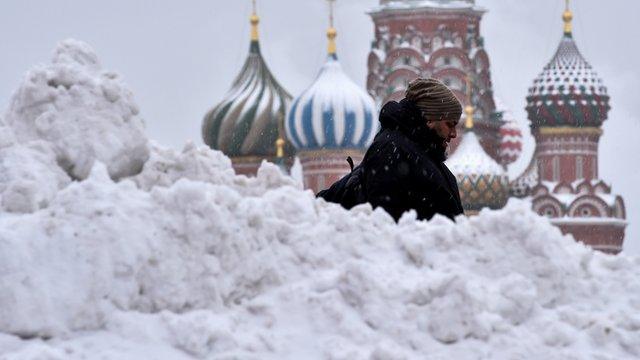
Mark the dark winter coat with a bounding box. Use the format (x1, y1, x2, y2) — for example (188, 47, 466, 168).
(362, 99, 464, 221)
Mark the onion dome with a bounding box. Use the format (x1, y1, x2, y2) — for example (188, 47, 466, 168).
(498, 109, 523, 166)
(286, 2, 377, 151)
(526, 1, 609, 129)
(446, 81, 508, 213)
(202, 5, 293, 158)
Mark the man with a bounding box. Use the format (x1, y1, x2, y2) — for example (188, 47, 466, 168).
(363, 78, 464, 221)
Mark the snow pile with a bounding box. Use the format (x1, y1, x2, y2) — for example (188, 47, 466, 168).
(2, 167, 639, 359)
(1, 41, 639, 359)
(131, 140, 235, 191)
(0, 136, 71, 213)
(3, 39, 148, 184)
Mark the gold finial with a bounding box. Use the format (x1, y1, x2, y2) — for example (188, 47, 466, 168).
(563, 0, 573, 36)
(250, 0, 260, 41)
(275, 138, 285, 158)
(327, 0, 337, 56)
(465, 75, 474, 129)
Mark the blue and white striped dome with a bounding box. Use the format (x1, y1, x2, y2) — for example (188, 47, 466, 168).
(286, 55, 378, 150)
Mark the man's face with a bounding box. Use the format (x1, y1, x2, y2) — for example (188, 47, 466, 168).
(426, 119, 459, 149)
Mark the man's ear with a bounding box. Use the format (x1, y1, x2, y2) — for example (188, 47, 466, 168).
(425, 120, 435, 129)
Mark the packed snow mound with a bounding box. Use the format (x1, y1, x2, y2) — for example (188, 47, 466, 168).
(3, 39, 149, 181)
(131, 141, 301, 195)
(0, 115, 71, 213)
(0, 139, 71, 213)
(1, 41, 639, 359)
(132, 141, 236, 191)
(1, 156, 639, 358)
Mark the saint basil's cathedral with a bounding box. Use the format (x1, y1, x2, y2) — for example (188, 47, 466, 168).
(202, 0, 626, 254)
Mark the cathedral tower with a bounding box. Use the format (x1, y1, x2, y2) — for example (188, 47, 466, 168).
(512, 1, 626, 253)
(202, 1, 293, 175)
(286, 0, 377, 193)
(366, 0, 511, 165)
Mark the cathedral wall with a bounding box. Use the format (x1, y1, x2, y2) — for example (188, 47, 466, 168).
(298, 150, 365, 194)
(555, 222, 626, 254)
(535, 132, 600, 182)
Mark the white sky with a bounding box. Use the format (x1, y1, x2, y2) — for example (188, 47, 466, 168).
(0, 0, 638, 254)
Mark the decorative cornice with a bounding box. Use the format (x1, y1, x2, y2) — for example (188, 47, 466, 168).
(230, 155, 280, 164)
(297, 148, 365, 159)
(537, 127, 602, 136)
(368, 3, 485, 17)
(551, 218, 627, 226)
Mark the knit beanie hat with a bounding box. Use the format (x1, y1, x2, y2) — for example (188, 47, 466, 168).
(405, 78, 462, 121)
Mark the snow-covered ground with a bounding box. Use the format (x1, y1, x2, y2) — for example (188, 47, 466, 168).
(1, 41, 639, 360)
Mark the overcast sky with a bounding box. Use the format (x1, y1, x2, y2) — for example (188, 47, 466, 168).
(1, 0, 638, 254)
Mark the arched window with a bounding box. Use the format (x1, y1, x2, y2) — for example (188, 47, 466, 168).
(542, 207, 557, 217)
(391, 77, 410, 93)
(391, 55, 421, 68)
(432, 37, 443, 51)
(552, 156, 560, 182)
(576, 156, 584, 179)
(411, 36, 422, 49)
(434, 56, 463, 69)
(440, 76, 463, 91)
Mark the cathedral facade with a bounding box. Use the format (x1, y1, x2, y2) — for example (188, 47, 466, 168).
(511, 2, 626, 253)
(366, 0, 508, 166)
(203, 0, 626, 253)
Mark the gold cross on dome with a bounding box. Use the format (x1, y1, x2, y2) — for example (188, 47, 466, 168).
(563, 0, 573, 35)
(328, 0, 336, 28)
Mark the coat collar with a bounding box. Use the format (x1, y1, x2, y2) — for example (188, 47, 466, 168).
(379, 99, 447, 162)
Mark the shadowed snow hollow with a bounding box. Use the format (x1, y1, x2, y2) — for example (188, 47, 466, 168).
(0, 41, 639, 360)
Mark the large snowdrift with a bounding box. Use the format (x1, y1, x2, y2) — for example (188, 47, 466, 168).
(3, 39, 148, 184)
(1, 41, 639, 360)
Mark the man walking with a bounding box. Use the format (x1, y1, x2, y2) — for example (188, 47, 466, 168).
(363, 78, 464, 221)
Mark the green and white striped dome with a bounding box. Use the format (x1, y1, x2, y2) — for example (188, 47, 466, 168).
(202, 14, 293, 158)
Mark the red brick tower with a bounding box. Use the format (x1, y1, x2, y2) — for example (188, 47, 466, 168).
(366, 0, 505, 164)
(512, 1, 626, 253)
